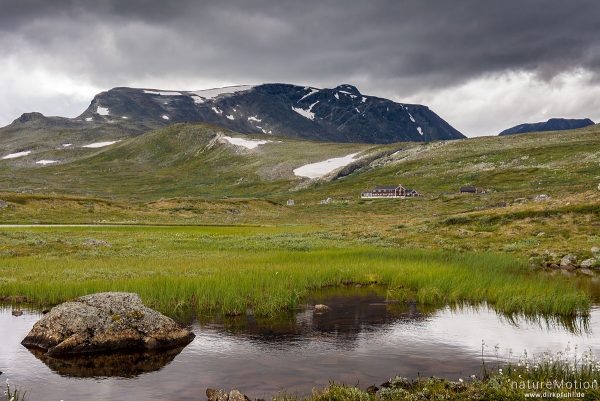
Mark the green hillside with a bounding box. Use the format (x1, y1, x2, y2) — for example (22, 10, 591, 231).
(1, 123, 380, 199)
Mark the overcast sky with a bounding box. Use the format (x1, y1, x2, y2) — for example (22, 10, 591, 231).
(1, 0, 599, 136)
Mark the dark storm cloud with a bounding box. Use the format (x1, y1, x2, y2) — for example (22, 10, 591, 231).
(1, 0, 600, 134)
(3, 0, 600, 91)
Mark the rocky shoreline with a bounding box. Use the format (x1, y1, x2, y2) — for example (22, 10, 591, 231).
(530, 246, 600, 274)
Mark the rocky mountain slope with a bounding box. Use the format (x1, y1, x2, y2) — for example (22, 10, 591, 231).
(499, 118, 594, 135)
(0, 84, 464, 156)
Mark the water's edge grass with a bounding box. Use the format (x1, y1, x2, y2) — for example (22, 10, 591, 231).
(0, 247, 589, 317)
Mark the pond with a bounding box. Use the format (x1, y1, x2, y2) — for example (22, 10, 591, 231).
(1, 287, 600, 401)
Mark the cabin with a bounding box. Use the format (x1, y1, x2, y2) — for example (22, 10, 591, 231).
(361, 184, 421, 199)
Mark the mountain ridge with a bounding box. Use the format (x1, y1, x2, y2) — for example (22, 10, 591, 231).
(1, 83, 464, 149)
(499, 118, 595, 136)
(78, 83, 465, 143)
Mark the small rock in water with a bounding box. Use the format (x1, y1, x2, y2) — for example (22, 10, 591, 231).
(21, 292, 194, 356)
(12, 310, 23, 317)
(314, 304, 330, 314)
(579, 268, 595, 276)
(206, 388, 250, 401)
(206, 388, 229, 401)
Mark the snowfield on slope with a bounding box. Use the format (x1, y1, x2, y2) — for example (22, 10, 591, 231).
(2, 150, 31, 159)
(96, 106, 110, 116)
(191, 85, 254, 100)
(293, 152, 360, 179)
(82, 141, 120, 148)
(221, 136, 273, 149)
(143, 90, 183, 96)
(292, 101, 319, 120)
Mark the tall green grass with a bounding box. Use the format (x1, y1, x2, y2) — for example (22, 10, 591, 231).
(0, 246, 589, 317)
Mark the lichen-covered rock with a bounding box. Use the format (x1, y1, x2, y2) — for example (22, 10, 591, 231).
(580, 258, 596, 269)
(206, 388, 229, 401)
(228, 390, 250, 401)
(560, 254, 578, 269)
(21, 292, 194, 356)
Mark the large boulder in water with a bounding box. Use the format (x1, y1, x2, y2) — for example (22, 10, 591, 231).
(21, 292, 194, 356)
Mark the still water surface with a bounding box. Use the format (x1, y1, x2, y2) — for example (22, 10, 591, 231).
(1, 287, 599, 401)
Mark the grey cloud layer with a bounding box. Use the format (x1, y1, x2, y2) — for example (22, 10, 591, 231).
(1, 0, 600, 133)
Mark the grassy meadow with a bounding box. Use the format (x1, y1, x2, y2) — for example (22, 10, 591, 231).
(0, 225, 589, 317)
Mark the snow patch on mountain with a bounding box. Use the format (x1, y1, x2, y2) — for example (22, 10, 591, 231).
(191, 95, 205, 104)
(339, 91, 356, 98)
(2, 150, 31, 159)
(212, 107, 223, 115)
(226, 115, 235, 120)
(162, 115, 170, 120)
(417, 127, 424, 136)
(82, 141, 120, 148)
(248, 116, 262, 122)
(298, 88, 319, 102)
(222, 136, 273, 149)
(96, 106, 110, 116)
(292, 101, 319, 120)
(191, 85, 254, 101)
(144, 90, 183, 96)
(36, 160, 58, 165)
(293, 152, 360, 179)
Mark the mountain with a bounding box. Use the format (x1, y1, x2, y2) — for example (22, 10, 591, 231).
(499, 118, 595, 136)
(0, 84, 464, 154)
(78, 83, 465, 143)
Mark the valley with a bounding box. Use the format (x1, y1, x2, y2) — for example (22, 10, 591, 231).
(1, 85, 600, 401)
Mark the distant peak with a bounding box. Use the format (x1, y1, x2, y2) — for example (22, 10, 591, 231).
(547, 117, 594, 124)
(14, 112, 45, 124)
(499, 117, 595, 136)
